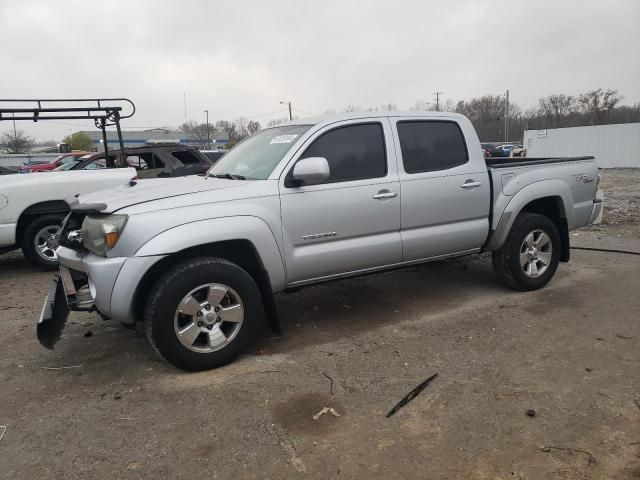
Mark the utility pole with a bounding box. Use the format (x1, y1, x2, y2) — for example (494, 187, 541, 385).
(204, 109, 210, 149)
(504, 89, 509, 142)
(280, 101, 292, 121)
(183, 92, 187, 122)
(433, 91, 443, 111)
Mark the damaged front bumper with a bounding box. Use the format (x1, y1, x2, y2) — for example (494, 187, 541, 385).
(37, 265, 99, 349)
(37, 246, 165, 349)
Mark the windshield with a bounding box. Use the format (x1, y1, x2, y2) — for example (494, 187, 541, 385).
(208, 125, 311, 179)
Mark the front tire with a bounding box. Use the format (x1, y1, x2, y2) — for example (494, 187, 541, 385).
(21, 214, 65, 270)
(492, 213, 561, 291)
(145, 257, 264, 371)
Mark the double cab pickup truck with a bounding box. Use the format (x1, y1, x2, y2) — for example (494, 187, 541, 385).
(39, 112, 602, 371)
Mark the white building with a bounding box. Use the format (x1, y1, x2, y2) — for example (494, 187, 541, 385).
(523, 123, 640, 168)
(80, 129, 229, 152)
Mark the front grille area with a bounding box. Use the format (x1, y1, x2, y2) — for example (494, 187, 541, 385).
(58, 212, 87, 250)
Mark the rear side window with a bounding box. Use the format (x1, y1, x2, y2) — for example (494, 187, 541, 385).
(299, 123, 387, 183)
(172, 150, 202, 165)
(397, 121, 468, 173)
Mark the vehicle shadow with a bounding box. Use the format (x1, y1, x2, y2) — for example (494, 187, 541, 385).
(0, 250, 42, 275)
(263, 254, 506, 353)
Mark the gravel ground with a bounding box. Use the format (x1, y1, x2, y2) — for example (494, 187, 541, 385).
(0, 169, 639, 479)
(599, 168, 640, 227)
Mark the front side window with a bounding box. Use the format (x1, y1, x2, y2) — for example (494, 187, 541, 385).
(208, 125, 311, 180)
(397, 121, 468, 173)
(298, 123, 387, 184)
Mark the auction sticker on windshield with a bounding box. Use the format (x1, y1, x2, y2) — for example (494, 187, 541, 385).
(270, 134, 298, 144)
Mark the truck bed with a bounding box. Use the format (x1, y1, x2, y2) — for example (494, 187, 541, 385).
(486, 156, 595, 168)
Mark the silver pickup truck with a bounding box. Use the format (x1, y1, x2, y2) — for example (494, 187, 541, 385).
(38, 112, 602, 371)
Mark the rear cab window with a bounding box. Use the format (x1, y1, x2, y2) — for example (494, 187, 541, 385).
(396, 121, 468, 173)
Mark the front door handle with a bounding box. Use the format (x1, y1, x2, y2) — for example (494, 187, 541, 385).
(460, 181, 482, 189)
(373, 191, 398, 200)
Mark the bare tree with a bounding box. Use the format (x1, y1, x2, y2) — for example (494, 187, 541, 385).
(578, 88, 623, 125)
(215, 120, 238, 142)
(536, 94, 577, 128)
(409, 99, 430, 111)
(0, 128, 34, 153)
(179, 121, 212, 148)
(247, 120, 261, 134)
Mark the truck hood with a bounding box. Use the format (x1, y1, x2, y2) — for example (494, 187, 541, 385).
(75, 176, 259, 213)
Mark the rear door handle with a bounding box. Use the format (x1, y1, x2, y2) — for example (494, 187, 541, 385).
(460, 181, 482, 189)
(373, 191, 398, 199)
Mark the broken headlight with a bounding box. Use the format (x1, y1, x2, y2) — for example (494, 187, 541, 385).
(81, 214, 128, 256)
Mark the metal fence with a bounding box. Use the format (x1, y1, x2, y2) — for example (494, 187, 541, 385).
(523, 123, 640, 168)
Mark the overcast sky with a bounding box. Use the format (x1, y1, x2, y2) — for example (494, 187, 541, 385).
(1, 0, 639, 141)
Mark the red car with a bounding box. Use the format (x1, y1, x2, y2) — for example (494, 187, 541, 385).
(20, 151, 87, 173)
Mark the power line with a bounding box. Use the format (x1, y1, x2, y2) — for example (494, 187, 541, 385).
(292, 107, 317, 117)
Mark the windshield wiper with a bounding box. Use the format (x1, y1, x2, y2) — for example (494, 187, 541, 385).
(209, 173, 246, 180)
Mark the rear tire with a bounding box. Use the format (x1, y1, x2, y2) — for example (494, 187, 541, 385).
(21, 214, 65, 271)
(492, 213, 561, 291)
(145, 257, 264, 371)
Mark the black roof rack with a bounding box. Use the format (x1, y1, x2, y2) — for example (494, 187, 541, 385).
(0, 98, 136, 167)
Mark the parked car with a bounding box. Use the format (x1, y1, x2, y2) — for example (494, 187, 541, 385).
(20, 152, 87, 173)
(480, 143, 496, 159)
(0, 166, 137, 269)
(52, 160, 81, 171)
(71, 144, 214, 178)
(510, 145, 526, 157)
(0, 166, 19, 175)
(41, 112, 601, 371)
(490, 144, 517, 157)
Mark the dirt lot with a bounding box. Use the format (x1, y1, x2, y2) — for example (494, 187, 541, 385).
(1, 170, 639, 479)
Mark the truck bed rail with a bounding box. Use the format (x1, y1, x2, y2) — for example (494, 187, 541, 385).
(486, 156, 595, 168)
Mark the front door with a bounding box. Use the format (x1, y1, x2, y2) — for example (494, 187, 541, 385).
(279, 119, 402, 285)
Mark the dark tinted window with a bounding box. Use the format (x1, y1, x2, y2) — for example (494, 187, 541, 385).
(173, 150, 204, 165)
(300, 123, 386, 183)
(397, 121, 468, 173)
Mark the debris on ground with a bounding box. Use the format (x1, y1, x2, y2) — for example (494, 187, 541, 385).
(526, 409, 537, 417)
(322, 372, 335, 396)
(634, 398, 640, 411)
(540, 446, 596, 465)
(312, 407, 341, 421)
(114, 393, 122, 400)
(616, 334, 635, 340)
(84, 330, 93, 338)
(41, 365, 83, 370)
(386, 372, 439, 418)
(0, 425, 5, 443)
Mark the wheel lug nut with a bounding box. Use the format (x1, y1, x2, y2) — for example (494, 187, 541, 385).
(196, 311, 203, 317)
(214, 307, 220, 312)
(205, 304, 211, 311)
(216, 317, 221, 322)
(197, 321, 203, 327)
(206, 325, 213, 330)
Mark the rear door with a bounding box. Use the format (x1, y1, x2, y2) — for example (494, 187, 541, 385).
(279, 119, 402, 285)
(391, 118, 490, 261)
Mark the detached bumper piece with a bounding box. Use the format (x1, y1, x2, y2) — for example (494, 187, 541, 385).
(37, 267, 94, 349)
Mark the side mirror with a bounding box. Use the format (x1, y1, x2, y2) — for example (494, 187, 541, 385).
(290, 157, 330, 186)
